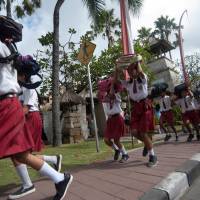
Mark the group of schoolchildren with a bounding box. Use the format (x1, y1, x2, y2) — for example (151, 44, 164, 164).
(100, 54, 158, 167)
(0, 16, 72, 200)
(101, 53, 200, 171)
(156, 85, 200, 143)
(1, 15, 200, 200)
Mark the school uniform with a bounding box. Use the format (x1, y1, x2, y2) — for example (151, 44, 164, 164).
(104, 93, 124, 140)
(176, 96, 199, 125)
(19, 87, 43, 152)
(194, 99, 200, 118)
(0, 41, 34, 159)
(121, 74, 152, 133)
(147, 98, 155, 132)
(159, 95, 174, 126)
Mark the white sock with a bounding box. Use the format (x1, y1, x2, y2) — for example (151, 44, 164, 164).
(39, 162, 64, 183)
(43, 155, 57, 164)
(112, 143, 119, 151)
(119, 145, 127, 155)
(148, 149, 155, 156)
(16, 164, 33, 189)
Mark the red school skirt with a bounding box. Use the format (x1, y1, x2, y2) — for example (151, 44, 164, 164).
(0, 97, 34, 159)
(131, 99, 153, 133)
(160, 110, 174, 126)
(26, 111, 44, 152)
(182, 110, 199, 125)
(104, 114, 124, 140)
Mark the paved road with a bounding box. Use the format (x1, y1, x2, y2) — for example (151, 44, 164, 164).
(0, 136, 200, 200)
(180, 176, 200, 200)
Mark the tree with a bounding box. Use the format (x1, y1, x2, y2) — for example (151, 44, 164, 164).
(184, 53, 200, 88)
(153, 15, 178, 59)
(153, 15, 177, 41)
(52, 0, 105, 146)
(137, 26, 152, 46)
(52, 0, 65, 146)
(91, 9, 121, 48)
(90, 0, 144, 47)
(0, 0, 41, 18)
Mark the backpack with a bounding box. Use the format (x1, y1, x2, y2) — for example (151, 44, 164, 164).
(151, 82, 168, 98)
(16, 55, 42, 89)
(174, 83, 187, 98)
(0, 16, 21, 65)
(0, 15, 23, 43)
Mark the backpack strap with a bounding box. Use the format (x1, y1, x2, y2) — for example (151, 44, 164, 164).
(18, 73, 43, 89)
(0, 41, 19, 63)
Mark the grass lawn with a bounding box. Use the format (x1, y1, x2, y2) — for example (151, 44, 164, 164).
(0, 139, 141, 187)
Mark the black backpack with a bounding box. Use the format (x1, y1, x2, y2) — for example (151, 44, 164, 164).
(174, 83, 187, 97)
(0, 15, 23, 43)
(151, 82, 169, 98)
(0, 16, 22, 64)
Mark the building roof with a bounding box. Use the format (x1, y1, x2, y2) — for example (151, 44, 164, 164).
(60, 89, 84, 105)
(149, 38, 175, 55)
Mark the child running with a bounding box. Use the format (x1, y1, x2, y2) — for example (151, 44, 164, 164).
(9, 69, 63, 199)
(115, 54, 158, 167)
(174, 88, 200, 142)
(103, 81, 129, 163)
(159, 89, 178, 142)
(0, 38, 72, 200)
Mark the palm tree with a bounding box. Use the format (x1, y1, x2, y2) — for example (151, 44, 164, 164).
(0, 0, 41, 18)
(52, 0, 143, 146)
(91, 9, 121, 48)
(153, 15, 178, 59)
(153, 15, 177, 41)
(137, 26, 152, 45)
(52, 0, 105, 146)
(90, 0, 143, 48)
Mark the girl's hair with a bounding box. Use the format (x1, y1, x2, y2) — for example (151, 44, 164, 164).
(18, 71, 31, 83)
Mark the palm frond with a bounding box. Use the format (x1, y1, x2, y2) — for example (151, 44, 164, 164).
(82, 0, 105, 25)
(127, 0, 143, 15)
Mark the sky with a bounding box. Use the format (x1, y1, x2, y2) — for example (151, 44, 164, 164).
(5, 0, 200, 61)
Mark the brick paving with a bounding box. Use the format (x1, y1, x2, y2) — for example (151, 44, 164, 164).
(1, 136, 200, 200)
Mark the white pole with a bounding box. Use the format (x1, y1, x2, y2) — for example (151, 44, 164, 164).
(87, 63, 100, 152)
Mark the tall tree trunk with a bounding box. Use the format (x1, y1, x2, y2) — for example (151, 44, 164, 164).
(52, 0, 65, 146)
(6, 0, 12, 18)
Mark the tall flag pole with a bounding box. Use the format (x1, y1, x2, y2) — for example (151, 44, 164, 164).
(120, 0, 134, 55)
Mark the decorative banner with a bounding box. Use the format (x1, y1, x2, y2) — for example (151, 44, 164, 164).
(120, 0, 134, 55)
(77, 41, 96, 65)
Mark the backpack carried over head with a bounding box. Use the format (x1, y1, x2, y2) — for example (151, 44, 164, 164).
(151, 82, 168, 98)
(0, 15, 23, 43)
(97, 77, 123, 102)
(174, 83, 187, 98)
(16, 55, 42, 89)
(0, 16, 22, 65)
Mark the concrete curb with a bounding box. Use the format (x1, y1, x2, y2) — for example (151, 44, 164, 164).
(139, 153, 200, 200)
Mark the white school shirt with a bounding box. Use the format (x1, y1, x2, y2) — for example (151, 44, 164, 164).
(159, 95, 172, 112)
(194, 99, 200, 110)
(104, 93, 123, 116)
(0, 41, 21, 95)
(121, 74, 148, 101)
(175, 96, 196, 113)
(19, 87, 39, 112)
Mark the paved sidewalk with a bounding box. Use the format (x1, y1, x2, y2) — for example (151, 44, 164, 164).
(1, 136, 200, 200)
